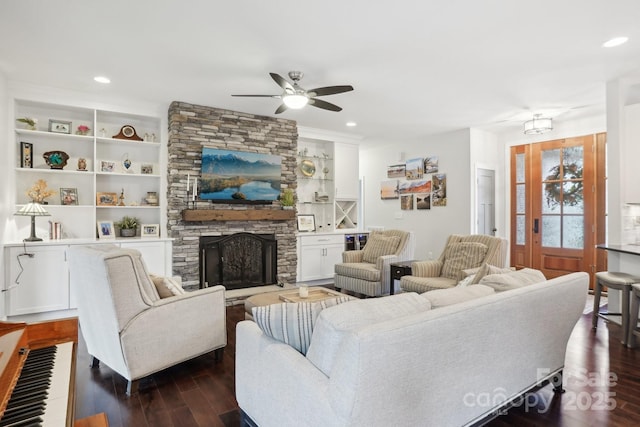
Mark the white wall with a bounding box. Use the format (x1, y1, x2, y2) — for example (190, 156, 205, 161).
(469, 129, 503, 238)
(360, 129, 472, 259)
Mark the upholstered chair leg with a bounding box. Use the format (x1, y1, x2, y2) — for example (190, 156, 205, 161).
(89, 356, 100, 368)
(551, 371, 565, 394)
(592, 279, 602, 329)
(214, 347, 224, 362)
(621, 286, 630, 345)
(126, 379, 139, 396)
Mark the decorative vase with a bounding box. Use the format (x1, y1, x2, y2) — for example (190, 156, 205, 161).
(120, 228, 136, 237)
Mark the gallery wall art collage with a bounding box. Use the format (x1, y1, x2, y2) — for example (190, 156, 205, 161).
(380, 156, 446, 210)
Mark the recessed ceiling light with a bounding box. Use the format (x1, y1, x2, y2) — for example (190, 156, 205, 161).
(94, 76, 111, 84)
(346, 121, 357, 127)
(603, 37, 628, 48)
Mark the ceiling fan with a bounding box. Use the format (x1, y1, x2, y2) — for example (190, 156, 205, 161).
(232, 71, 354, 114)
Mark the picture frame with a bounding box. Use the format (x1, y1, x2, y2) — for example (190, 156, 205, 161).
(97, 220, 115, 239)
(101, 160, 116, 172)
(141, 223, 160, 238)
(49, 119, 72, 134)
(60, 187, 78, 205)
(296, 214, 316, 232)
(20, 142, 33, 168)
(96, 192, 118, 206)
(141, 163, 154, 175)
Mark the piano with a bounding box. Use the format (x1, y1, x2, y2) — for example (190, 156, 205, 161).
(0, 317, 78, 427)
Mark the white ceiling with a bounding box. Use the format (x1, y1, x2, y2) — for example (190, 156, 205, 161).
(2, 0, 640, 145)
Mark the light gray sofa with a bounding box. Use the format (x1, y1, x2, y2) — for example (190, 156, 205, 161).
(236, 272, 588, 427)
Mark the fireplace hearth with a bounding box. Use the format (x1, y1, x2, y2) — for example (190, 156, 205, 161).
(200, 233, 277, 290)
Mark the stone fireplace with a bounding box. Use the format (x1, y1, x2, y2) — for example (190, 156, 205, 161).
(200, 233, 277, 289)
(167, 101, 298, 289)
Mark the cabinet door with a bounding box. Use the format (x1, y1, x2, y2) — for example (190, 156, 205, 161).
(322, 244, 344, 277)
(624, 104, 640, 203)
(334, 142, 360, 199)
(6, 246, 69, 316)
(299, 245, 327, 281)
(119, 241, 169, 276)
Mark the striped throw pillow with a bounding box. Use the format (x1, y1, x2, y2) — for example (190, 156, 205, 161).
(362, 234, 401, 264)
(252, 296, 353, 354)
(441, 242, 488, 281)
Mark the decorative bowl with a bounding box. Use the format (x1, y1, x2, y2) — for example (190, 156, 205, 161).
(43, 150, 69, 169)
(299, 159, 316, 177)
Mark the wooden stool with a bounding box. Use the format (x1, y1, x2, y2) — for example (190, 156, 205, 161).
(592, 271, 640, 345)
(628, 283, 640, 348)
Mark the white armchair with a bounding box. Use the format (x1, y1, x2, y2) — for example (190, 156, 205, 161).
(68, 245, 227, 395)
(334, 230, 414, 296)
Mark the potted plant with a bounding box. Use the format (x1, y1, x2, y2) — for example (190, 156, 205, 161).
(280, 188, 295, 209)
(115, 216, 139, 237)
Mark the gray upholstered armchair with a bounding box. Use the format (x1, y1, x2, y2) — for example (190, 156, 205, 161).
(334, 229, 414, 296)
(68, 245, 227, 395)
(400, 234, 508, 293)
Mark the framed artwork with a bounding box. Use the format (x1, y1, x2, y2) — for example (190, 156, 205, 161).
(141, 163, 154, 174)
(297, 214, 316, 232)
(20, 142, 33, 168)
(141, 224, 160, 238)
(97, 221, 115, 239)
(405, 157, 424, 180)
(432, 173, 447, 207)
(60, 187, 78, 205)
(399, 179, 431, 194)
(401, 194, 414, 210)
(96, 192, 118, 206)
(416, 193, 431, 210)
(387, 164, 405, 178)
(101, 160, 115, 172)
(49, 119, 72, 134)
(424, 156, 439, 174)
(380, 180, 399, 200)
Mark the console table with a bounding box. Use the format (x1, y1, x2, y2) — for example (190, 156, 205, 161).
(390, 260, 418, 295)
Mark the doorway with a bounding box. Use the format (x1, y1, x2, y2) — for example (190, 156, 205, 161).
(477, 168, 496, 236)
(510, 134, 606, 287)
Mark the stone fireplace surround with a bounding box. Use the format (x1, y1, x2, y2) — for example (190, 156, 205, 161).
(167, 101, 298, 292)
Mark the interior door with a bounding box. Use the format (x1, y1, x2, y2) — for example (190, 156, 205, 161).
(477, 168, 496, 235)
(511, 134, 605, 286)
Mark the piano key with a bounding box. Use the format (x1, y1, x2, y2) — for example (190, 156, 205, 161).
(39, 341, 74, 426)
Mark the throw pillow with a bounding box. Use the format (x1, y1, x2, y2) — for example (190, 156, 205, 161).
(478, 268, 546, 292)
(361, 234, 401, 264)
(149, 274, 186, 298)
(421, 284, 495, 308)
(456, 274, 476, 287)
(441, 242, 488, 281)
(252, 296, 353, 355)
(470, 263, 514, 285)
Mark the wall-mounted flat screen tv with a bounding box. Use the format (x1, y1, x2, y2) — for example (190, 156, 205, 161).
(200, 147, 282, 203)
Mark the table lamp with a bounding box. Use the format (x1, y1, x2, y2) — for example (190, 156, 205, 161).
(14, 202, 50, 241)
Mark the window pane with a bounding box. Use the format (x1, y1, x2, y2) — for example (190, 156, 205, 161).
(542, 216, 561, 248)
(542, 149, 561, 182)
(516, 184, 525, 214)
(563, 215, 584, 249)
(563, 146, 583, 180)
(516, 153, 525, 183)
(542, 183, 561, 214)
(516, 215, 525, 245)
(563, 181, 584, 214)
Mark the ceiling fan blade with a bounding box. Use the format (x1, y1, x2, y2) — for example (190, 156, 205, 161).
(231, 94, 281, 98)
(307, 85, 354, 97)
(270, 73, 295, 93)
(274, 104, 288, 114)
(308, 98, 342, 112)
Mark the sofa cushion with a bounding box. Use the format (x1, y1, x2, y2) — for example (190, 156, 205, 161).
(441, 242, 488, 281)
(334, 262, 380, 281)
(361, 234, 401, 264)
(470, 263, 514, 285)
(150, 274, 185, 298)
(478, 268, 546, 292)
(421, 284, 495, 308)
(252, 296, 353, 354)
(400, 275, 457, 293)
(306, 293, 431, 376)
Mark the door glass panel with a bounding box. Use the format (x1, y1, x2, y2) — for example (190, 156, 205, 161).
(563, 181, 584, 214)
(516, 184, 525, 214)
(563, 146, 583, 179)
(563, 215, 584, 249)
(516, 153, 525, 182)
(542, 149, 560, 182)
(516, 215, 525, 245)
(542, 216, 561, 248)
(542, 183, 561, 214)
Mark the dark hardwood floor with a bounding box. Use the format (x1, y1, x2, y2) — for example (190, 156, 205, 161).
(74, 304, 640, 427)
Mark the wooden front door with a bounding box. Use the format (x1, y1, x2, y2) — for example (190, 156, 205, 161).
(510, 134, 606, 287)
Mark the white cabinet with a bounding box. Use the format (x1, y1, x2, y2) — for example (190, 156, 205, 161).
(297, 234, 344, 282)
(12, 99, 164, 240)
(5, 245, 69, 316)
(624, 104, 640, 203)
(334, 142, 360, 200)
(120, 240, 172, 276)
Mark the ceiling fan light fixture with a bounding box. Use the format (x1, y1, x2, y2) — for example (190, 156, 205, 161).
(524, 114, 553, 135)
(282, 93, 309, 109)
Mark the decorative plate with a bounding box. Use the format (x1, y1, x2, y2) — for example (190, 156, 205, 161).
(43, 150, 69, 169)
(299, 159, 316, 177)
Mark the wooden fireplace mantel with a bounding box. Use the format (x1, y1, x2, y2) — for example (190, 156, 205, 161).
(182, 209, 296, 222)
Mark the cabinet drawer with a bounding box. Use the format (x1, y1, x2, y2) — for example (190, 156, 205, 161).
(299, 234, 344, 246)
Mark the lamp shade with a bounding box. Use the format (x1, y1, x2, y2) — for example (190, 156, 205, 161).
(524, 115, 553, 135)
(282, 94, 309, 109)
(15, 202, 51, 217)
